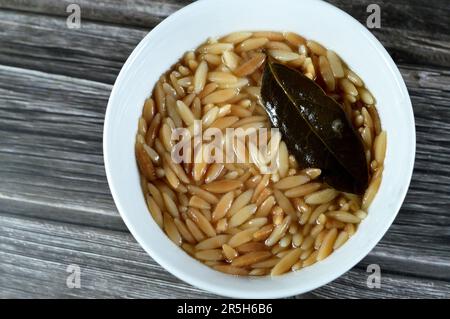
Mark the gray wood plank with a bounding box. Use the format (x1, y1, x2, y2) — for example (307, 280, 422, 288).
(0, 3, 449, 86)
(0, 0, 187, 26)
(0, 65, 123, 230)
(310, 267, 450, 299)
(1, 213, 448, 299)
(1, 0, 448, 36)
(0, 10, 146, 83)
(0, 213, 220, 298)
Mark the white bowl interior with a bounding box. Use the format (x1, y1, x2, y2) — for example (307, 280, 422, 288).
(104, 0, 415, 298)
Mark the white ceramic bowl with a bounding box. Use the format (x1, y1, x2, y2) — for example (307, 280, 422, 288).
(104, 0, 415, 298)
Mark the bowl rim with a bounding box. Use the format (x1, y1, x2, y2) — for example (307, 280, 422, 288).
(104, 0, 416, 298)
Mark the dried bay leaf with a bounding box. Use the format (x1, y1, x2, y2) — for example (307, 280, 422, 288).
(261, 59, 368, 194)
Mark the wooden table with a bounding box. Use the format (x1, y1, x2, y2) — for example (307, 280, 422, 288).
(0, 0, 449, 299)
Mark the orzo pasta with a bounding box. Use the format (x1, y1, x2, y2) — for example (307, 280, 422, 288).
(135, 31, 386, 276)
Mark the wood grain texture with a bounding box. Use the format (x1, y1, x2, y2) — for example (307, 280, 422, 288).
(0, 10, 146, 84)
(1, 0, 449, 37)
(0, 0, 187, 26)
(0, 0, 449, 298)
(0, 214, 219, 299)
(0, 0, 449, 85)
